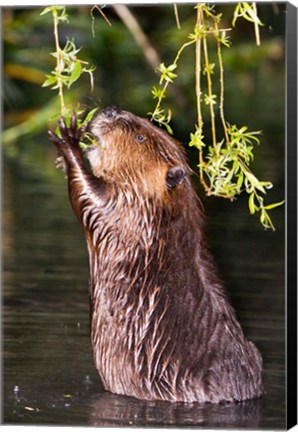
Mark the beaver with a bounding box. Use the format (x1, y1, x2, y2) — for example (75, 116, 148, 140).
(49, 106, 263, 404)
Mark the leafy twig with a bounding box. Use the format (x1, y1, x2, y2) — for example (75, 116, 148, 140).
(149, 39, 195, 132)
(149, 2, 283, 230)
(41, 6, 97, 147)
(41, 7, 95, 117)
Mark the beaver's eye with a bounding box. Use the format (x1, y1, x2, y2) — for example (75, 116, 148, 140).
(136, 134, 146, 143)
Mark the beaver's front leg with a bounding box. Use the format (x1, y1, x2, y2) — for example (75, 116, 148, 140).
(48, 114, 106, 223)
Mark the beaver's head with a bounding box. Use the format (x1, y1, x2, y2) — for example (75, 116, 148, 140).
(87, 107, 190, 196)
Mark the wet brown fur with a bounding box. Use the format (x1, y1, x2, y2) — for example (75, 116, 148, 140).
(49, 107, 263, 404)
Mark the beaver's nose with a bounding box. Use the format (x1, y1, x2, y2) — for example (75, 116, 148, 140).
(101, 106, 122, 119)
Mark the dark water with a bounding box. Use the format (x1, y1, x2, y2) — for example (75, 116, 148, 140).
(2, 136, 285, 428)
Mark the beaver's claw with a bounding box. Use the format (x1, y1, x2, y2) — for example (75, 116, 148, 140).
(48, 113, 87, 149)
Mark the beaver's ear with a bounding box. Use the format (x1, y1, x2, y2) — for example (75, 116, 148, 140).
(166, 166, 186, 188)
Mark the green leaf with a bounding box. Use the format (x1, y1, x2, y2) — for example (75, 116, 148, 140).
(264, 200, 285, 210)
(248, 192, 256, 214)
(236, 170, 244, 188)
(42, 75, 57, 87)
(189, 129, 205, 150)
(165, 123, 173, 135)
(85, 108, 99, 123)
(259, 181, 273, 190)
(68, 62, 82, 88)
(260, 209, 267, 225)
(241, 3, 264, 26)
(151, 86, 165, 100)
(40, 7, 54, 16)
(204, 94, 217, 106)
(158, 63, 178, 84)
(245, 172, 266, 194)
(232, 3, 241, 26)
(203, 63, 215, 75)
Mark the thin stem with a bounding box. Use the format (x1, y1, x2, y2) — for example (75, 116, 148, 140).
(173, 4, 181, 29)
(53, 10, 65, 115)
(195, 5, 208, 191)
(91, 5, 112, 28)
(195, 7, 203, 134)
(150, 39, 195, 121)
(151, 86, 168, 120)
(252, 2, 261, 46)
(202, 30, 217, 149)
(173, 39, 196, 66)
(215, 21, 229, 145)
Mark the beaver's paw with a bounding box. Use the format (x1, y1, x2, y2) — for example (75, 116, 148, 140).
(48, 113, 87, 150)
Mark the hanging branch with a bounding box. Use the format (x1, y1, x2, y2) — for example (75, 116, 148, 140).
(149, 3, 283, 230)
(41, 6, 97, 147)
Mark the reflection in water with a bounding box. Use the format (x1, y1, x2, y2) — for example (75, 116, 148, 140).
(89, 392, 262, 428)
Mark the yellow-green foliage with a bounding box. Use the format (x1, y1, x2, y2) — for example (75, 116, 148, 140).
(149, 3, 284, 231)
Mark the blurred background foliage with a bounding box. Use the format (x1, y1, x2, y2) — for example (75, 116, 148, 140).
(2, 3, 285, 198)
